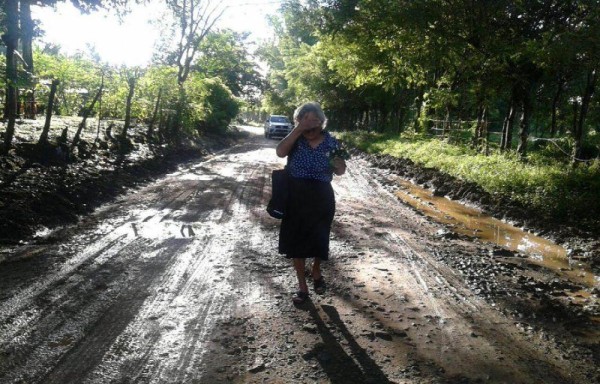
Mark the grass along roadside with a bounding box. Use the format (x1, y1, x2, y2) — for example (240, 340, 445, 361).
(338, 131, 600, 233)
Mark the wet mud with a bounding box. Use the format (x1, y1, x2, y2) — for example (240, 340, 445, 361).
(0, 126, 598, 383)
(0, 120, 239, 245)
(363, 151, 600, 274)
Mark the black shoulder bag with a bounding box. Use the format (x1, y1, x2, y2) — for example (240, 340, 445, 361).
(267, 146, 295, 220)
(266, 167, 289, 219)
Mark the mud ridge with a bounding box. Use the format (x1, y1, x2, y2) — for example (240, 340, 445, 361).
(0, 131, 243, 245)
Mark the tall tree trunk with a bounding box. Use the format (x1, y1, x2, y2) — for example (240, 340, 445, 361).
(472, 103, 484, 149)
(121, 76, 136, 141)
(571, 100, 578, 139)
(38, 79, 60, 144)
(572, 68, 597, 166)
(506, 107, 515, 150)
(94, 72, 106, 143)
(550, 78, 564, 137)
(147, 88, 162, 142)
(173, 1, 225, 86)
(95, 86, 103, 142)
(500, 109, 507, 150)
(169, 0, 225, 136)
(501, 96, 517, 151)
(482, 108, 489, 155)
(443, 107, 450, 139)
(516, 92, 532, 158)
(391, 105, 399, 134)
(412, 92, 424, 132)
(380, 106, 389, 132)
(158, 110, 166, 144)
(173, 84, 186, 142)
(20, 1, 33, 74)
(397, 106, 406, 134)
(20, 0, 36, 119)
(71, 84, 103, 150)
(2, 0, 19, 155)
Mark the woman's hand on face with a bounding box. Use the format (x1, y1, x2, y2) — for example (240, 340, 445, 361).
(278, 112, 322, 157)
(296, 113, 322, 133)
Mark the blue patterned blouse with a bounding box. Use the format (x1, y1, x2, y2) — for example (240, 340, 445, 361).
(287, 131, 340, 183)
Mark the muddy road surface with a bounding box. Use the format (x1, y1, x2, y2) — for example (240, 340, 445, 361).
(0, 127, 598, 383)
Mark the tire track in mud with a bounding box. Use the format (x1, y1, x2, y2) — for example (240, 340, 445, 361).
(136, 151, 279, 383)
(40, 147, 277, 383)
(0, 235, 158, 383)
(0, 232, 132, 351)
(324, 158, 594, 383)
(0, 147, 252, 383)
(39, 240, 186, 383)
(0, 165, 221, 369)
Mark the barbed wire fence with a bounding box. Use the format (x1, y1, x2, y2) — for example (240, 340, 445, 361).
(427, 118, 598, 164)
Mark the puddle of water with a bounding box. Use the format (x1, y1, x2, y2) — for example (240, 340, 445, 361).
(393, 179, 598, 288)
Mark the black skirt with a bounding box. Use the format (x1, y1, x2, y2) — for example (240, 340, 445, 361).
(278, 177, 335, 260)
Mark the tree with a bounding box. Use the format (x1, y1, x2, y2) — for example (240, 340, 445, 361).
(135, 66, 179, 142)
(193, 30, 263, 99)
(71, 79, 103, 150)
(38, 78, 59, 144)
(20, 0, 36, 119)
(184, 75, 240, 134)
(2, 0, 19, 155)
(261, 0, 599, 163)
(164, 0, 226, 86)
(121, 68, 142, 144)
(34, 49, 104, 116)
(154, 0, 226, 137)
(1, 0, 144, 153)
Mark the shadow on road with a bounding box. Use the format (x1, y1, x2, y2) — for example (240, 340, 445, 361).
(299, 301, 392, 384)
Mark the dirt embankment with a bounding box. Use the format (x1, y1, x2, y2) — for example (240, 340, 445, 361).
(0, 121, 243, 245)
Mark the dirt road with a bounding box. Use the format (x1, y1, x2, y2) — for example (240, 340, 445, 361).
(0, 127, 597, 383)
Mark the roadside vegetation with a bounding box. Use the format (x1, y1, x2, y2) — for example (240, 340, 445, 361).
(341, 131, 600, 230)
(0, 1, 262, 160)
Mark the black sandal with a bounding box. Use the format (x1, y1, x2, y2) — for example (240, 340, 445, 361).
(313, 277, 326, 294)
(292, 290, 309, 304)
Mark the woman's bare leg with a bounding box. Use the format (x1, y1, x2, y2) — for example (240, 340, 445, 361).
(312, 258, 326, 294)
(312, 258, 322, 280)
(293, 258, 308, 292)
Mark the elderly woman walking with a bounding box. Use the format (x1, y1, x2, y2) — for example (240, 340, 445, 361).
(275, 102, 347, 304)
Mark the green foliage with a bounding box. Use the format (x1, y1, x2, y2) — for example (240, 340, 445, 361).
(255, 40, 296, 115)
(30, 46, 244, 144)
(34, 49, 104, 116)
(184, 75, 240, 134)
(194, 30, 263, 99)
(261, 0, 600, 156)
(101, 68, 134, 119)
(340, 131, 600, 221)
(135, 65, 180, 120)
(35, 1, 140, 13)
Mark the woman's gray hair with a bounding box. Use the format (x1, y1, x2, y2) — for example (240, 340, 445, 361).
(293, 102, 327, 127)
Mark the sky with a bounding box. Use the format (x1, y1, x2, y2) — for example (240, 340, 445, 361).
(32, 0, 282, 67)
